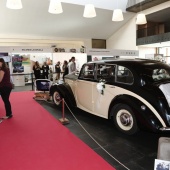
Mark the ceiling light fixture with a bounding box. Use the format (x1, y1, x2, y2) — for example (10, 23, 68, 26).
(83, 4, 96, 18)
(6, 0, 22, 9)
(136, 2, 147, 25)
(112, 9, 124, 21)
(112, 0, 124, 22)
(48, 0, 63, 14)
(136, 13, 147, 25)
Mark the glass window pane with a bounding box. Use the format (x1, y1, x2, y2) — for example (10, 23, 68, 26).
(116, 66, 134, 84)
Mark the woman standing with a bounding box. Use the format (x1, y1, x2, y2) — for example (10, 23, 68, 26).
(62, 60, 68, 80)
(55, 61, 61, 81)
(33, 61, 41, 79)
(42, 62, 49, 79)
(0, 58, 13, 119)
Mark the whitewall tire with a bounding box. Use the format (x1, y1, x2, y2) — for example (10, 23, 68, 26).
(112, 104, 138, 135)
(53, 91, 62, 106)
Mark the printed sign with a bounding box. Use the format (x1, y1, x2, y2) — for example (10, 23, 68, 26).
(154, 159, 170, 170)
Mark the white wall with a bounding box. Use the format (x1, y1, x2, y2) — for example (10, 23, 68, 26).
(138, 47, 156, 58)
(107, 16, 137, 50)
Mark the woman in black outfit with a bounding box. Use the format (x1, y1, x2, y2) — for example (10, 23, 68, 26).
(33, 61, 41, 79)
(0, 58, 13, 119)
(62, 60, 68, 80)
(42, 62, 49, 79)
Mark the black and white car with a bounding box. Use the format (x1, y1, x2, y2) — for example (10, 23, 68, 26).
(50, 59, 170, 135)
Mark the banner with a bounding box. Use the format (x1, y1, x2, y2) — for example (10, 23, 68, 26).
(86, 49, 139, 56)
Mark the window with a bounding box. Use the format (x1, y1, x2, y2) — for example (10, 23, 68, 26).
(116, 66, 134, 84)
(79, 63, 94, 79)
(152, 69, 170, 81)
(97, 64, 116, 83)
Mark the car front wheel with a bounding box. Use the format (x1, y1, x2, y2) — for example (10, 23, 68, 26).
(53, 91, 62, 106)
(112, 104, 138, 135)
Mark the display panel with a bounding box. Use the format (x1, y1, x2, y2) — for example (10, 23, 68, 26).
(35, 79, 51, 91)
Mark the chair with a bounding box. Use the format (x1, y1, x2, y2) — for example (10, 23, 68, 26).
(33, 79, 52, 100)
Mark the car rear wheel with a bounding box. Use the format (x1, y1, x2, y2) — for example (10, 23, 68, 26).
(112, 104, 138, 135)
(53, 91, 62, 106)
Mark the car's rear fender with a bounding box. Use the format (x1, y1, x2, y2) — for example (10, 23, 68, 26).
(50, 83, 77, 107)
(108, 94, 164, 132)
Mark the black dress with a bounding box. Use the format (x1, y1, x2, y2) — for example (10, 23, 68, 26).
(33, 65, 41, 79)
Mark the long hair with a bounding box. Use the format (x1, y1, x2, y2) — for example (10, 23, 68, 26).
(0, 58, 7, 69)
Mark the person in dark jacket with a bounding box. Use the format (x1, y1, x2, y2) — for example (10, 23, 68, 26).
(62, 60, 68, 80)
(55, 61, 61, 81)
(0, 58, 13, 119)
(33, 61, 41, 79)
(42, 62, 49, 79)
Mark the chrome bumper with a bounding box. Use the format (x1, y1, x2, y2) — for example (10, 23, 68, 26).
(160, 127, 170, 131)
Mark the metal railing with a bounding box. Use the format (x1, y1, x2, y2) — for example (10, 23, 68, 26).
(137, 24, 170, 38)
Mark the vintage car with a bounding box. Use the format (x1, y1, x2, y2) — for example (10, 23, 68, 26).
(49, 59, 170, 135)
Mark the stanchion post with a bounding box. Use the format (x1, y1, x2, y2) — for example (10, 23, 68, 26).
(59, 98, 69, 125)
(31, 73, 34, 91)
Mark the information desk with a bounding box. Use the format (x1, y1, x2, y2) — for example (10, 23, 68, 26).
(12, 74, 25, 86)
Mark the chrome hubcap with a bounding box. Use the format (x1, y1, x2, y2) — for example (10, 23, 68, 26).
(54, 92, 61, 104)
(119, 113, 132, 126)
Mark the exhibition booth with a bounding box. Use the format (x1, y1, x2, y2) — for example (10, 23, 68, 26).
(0, 46, 139, 87)
(0, 46, 87, 87)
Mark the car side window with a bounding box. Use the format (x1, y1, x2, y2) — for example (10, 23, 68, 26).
(79, 63, 94, 79)
(116, 65, 134, 84)
(97, 64, 116, 83)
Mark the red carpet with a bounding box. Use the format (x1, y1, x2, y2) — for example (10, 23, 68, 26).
(0, 91, 115, 170)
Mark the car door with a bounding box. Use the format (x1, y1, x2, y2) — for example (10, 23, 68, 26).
(92, 64, 117, 118)
(75, 63, 95, 113)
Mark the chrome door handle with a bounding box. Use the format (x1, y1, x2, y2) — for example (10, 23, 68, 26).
(109, 86, 115, 88)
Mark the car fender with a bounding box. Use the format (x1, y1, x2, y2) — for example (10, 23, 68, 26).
(108, 94, 164, 132)
(50, 83, 77, 107)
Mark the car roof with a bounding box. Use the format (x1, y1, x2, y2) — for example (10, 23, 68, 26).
(87, 59, 161, 66)
(87, 59, 170, 75)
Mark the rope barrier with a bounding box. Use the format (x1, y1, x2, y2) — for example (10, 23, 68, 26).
(64, 100, 130, 170)
(36, 96, 130, 170)
(58, 98, 69, 124)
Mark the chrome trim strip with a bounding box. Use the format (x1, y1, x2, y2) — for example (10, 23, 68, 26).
(160, 127, 170, 131)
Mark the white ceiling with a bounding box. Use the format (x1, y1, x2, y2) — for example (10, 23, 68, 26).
(0, 0, 135, 40)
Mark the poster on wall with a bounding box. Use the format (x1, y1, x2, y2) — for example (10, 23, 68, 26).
(12, 54, 31, 73)
(12, 55, 25, 73)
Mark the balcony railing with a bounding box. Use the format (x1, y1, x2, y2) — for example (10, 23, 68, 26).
(126, 0, 169, 12)
(137, 23, 170, 38)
